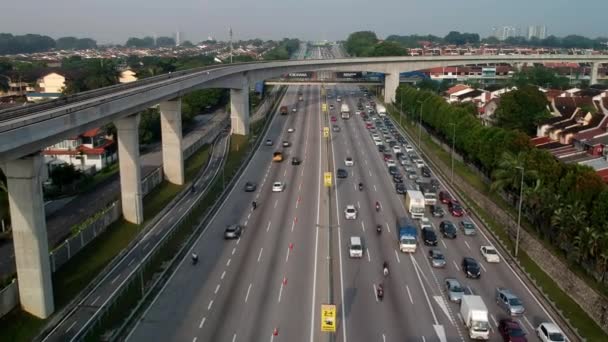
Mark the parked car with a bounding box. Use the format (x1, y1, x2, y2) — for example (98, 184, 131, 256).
(496, 288, 525, 316)
(499, 319, 528, 342)
(224, 224, 242, 239)
(439, 220, 457, 239)
(428, 249, 447, 268)
(480, 245, 500, 263)
(244, 181, 257, 192)
(462, 257, 481, 278)
(536, 322, 567, 342)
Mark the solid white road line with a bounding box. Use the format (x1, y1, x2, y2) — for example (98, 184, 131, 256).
(480, 262, 487, 273)
(232, 247, 236, 255)
(285, 247, 290, 263)
(258, 248, 263, 262)
(394, 250, 401, 263)
(221, 271, 226, 280)
(274, 200, 278, 208)
(245, 283, 252, 303)
(199, 317, 206, 328)
(441, 240, 447, 249)
(490, 314, 498, 327)
(406, 285, 414, 304)
(110, 274, 120, 285)
(373, 284, 379, 302)
(65, 321, 77, 333)
(291, 220, 296, 232)
(464, 240, 471, 250)
(278, 282, 284, 303)
(214, 284, 220, 294)
(232, 333, 237, 342)
(523, 316, 534, 331)
(374, 185, 377, 192)
(192, 337, 197, 342)
(207, 300, 213, 310)
(367, 248, 371, 262)
(226, 259, 231, 267)
(385, 222, 391, 233)
(361, 221, 365, 231)
(267, 221, 271, 232)
(91, 296, 101, 306)
(453, 261, 460, 271)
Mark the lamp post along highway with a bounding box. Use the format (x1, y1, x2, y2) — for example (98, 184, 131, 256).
(449, 123, 456, 184)
(515, 166, 524, 257)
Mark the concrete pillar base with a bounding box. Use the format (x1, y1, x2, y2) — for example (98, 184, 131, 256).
(3, 153, 54, 318)
(115, 114, 144, 224)
(230, 76, 250, 136)
(591, 62, 599, 85)
(384, 71, 399, 104)
(160, 98, 184, 185)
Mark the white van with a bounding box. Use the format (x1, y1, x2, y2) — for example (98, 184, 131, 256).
(349, 236, 363, 258)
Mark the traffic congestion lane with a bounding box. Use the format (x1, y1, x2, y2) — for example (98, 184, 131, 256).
(126, 87, 306, 341)
(332, 86, 455, 341)
(365, 92, 558, 341)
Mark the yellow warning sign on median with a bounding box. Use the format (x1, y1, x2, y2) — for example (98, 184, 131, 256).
(322, 103, 327, 112)
(323, 127, 329, 138)
(321, 304, 336, 332)
(324, 172, 332, 187)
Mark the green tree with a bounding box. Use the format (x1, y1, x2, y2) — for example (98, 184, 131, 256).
(125, 37, 155, 48)
(344, 31, 378, 56)
(494, 85, 550, 135)
(50, 164, 82, 187)
(369, 41, 407, 56)
(444, 31, 480, 45)
(156, 36, 176, 47)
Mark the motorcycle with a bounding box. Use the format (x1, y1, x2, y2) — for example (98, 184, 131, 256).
(376, 224, 382, 235)
(359, 183, 363, 191)
(383, 262, 389, 277)
(377, 284, 384, 301)
(375, 202, 381, 212)
(191, 253, 199, 265)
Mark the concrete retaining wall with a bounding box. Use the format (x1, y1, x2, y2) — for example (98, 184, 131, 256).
(0, 279, 18, 318)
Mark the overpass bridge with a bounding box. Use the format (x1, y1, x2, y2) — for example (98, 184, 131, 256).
(1, 54, 608, 318)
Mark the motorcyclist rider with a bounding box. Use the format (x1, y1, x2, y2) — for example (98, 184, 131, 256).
(383, 261, 389, 276)
(252, 201, 257, 210)
(191, 252, 199, 264)
(375, 201, 380, 212)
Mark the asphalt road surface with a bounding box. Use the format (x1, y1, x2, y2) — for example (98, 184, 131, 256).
(127, 47, 558, 342)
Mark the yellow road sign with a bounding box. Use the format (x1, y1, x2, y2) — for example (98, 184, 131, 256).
(322, 103, 327, 112)
(321, 304, 336, 332)
(324, 172, 332, 187)
(323, 127, 329, 138)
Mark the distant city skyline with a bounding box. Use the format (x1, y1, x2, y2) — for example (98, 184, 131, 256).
(1, 0, 606, 44)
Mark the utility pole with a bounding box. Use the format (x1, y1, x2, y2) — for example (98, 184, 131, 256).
(229, 27, 233, 64)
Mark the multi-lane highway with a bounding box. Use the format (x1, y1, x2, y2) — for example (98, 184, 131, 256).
(127, 46, 560, 342)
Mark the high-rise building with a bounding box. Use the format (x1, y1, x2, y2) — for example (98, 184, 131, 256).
(492, 26, 519, 41)
(527, 25, 547, 40)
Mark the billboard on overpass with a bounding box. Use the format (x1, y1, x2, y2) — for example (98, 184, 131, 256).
(285, 72, 315, 78)
(336, 72, 362, 79)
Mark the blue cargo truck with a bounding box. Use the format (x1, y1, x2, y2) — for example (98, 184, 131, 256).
(397, 216, 418, 253)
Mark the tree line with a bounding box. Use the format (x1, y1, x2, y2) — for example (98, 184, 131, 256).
(0, 33, 97, 55)
(396, 85, 608, 283)
(263, 38, 300, 60)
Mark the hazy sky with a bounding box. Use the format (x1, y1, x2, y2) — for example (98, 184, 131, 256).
(1, 0, 606, 44)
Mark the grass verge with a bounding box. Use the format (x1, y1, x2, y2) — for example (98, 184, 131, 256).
(388, 105, 607, 341)
(0, 144, 212, 342)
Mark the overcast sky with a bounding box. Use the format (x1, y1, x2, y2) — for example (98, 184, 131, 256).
(1, 0, 606, 44)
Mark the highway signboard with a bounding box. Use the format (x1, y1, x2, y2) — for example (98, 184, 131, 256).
(321, 304, 336, 332)
(323, 127, 329, 138)
(324, 172, 332, 187)
(322, 103, 327, 112)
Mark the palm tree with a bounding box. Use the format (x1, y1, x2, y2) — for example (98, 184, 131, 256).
(491, 151, 538, 206)
(573, 226, 594, 264)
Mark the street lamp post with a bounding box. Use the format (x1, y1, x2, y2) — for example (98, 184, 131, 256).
(515, 166, 524, 257)
(449, 123, 456, 184)
(417, 100, 424, 148)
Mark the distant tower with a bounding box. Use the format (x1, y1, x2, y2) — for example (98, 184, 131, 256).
(229, 27, 233, 64)
(176, 30, 181, 46)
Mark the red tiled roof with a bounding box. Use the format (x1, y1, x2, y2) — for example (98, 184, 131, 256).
(43, 139, 115, 156)
(596, 169, 608, 183)
(81, 128, 102, 137)
(446, 84, 471, 95)
(531, 136, 552, 146)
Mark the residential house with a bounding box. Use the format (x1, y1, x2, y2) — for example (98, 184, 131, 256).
(43, 128, 117, 174)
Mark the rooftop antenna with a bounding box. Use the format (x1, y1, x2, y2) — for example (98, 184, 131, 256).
(229, 27, 233, 63)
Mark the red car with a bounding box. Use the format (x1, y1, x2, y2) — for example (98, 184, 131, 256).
(448, 201, 464, 217)
(498, 319, 527, 342)
(366, 122, 374, 129)
(439, 191, 452, 204)
(383, 153, 392, 161)
(331, 116, 337, 122)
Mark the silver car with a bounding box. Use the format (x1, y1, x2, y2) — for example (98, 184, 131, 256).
(429, 249, 446, 268)
(496, 288, 525, 316)
(445, 278, 465, 303)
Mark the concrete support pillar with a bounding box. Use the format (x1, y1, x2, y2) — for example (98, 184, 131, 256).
(160, 98, 184, 185)
(115, 114, 144, 224)
(384, 71, 399, 104)
(514, 62, 524, 72)
(3, 154, 54, 318)
(230, 76, 250, 136)
(591, 62, 599, 85)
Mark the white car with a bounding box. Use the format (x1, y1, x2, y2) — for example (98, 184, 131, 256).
(272, 182, 285, 192)
(420, 217, 434, 230)
(386, 159, 397, 167)
(536, 322, 567, 342)
(265, 139, 273, 146)
(480, 246, 500, 263)
(415, 160, 425, 168)
(344, 205, 357, 220)
(345, 157, 354, 166)
(404, 145, 414, 152)
(374, 139, 384, 146)
(371, 134, 380, 140)
(392, 146, 402, 154)
(287, 127, 295, 133)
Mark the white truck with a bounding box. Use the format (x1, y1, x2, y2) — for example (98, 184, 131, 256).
(340, 104, 350, 119)
(376, 103, 387, 117)
(405, 190, 425, 219)
(460, 295, 490, 340)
